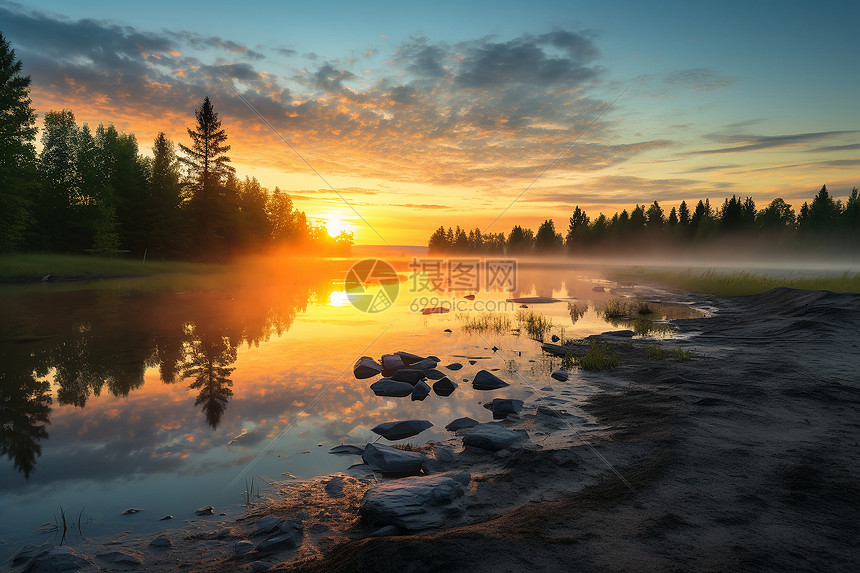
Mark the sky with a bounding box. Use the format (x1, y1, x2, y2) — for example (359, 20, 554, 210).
(2, 0, 858, 245)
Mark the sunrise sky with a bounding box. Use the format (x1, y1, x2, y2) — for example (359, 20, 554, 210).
(3, 0, 858, 245)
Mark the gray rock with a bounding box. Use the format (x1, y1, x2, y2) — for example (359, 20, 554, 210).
(96, 551, 142, 567)
(432, 376, 458, 396)
(360, 472, 471, 531)
(362, 443, 426, 475)
(371, 420, 433, 440)
(445, 362, 463, 370)
(410, 358, 439, 371)
(381, 354, 407, 376)
(391, 368, 426, 384)
(194, 505, 214, 516)
(551, 369, 569, 382)
(427, 355, 440, 362)
(394, 351, 425, 365)
(369, 525, 400, 537)
(536, 405, 564, 418)
(483, 398, 524, 419)
(551, 334, 560, 342)
(159, 515, 173, 520)
(422, 368, 446, 380)
(445, 417, 479, 431)
(234, 540, 255, 554)
(324, 476, 345, 497)
(256, 520, 303, 551)
(252, 516, 283, 537)
(150, 535, 172, 548)
(354, 356, 383, 379)
(462, 423, 528, 451)
(472, 370, 510, 390)
(328, 444, 365, 455)
(411, 380, 431, 401)
(249, 561, 275, 571)
(433, 444, 456, 462)
(121, 508, 142, 515)
(600, 329, 635, 338)
(370, 378, 414, 397)
(10, 544, 96, 573)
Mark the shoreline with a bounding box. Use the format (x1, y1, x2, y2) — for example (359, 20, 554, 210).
(7, 287, 860, 572)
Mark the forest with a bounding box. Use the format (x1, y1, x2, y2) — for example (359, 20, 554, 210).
(0, 33, 352, 260)
(428, 187, 860, 256)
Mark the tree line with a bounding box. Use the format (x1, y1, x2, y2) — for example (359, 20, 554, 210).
(0, 33, 351, 259)
(429, 188, 859, 256)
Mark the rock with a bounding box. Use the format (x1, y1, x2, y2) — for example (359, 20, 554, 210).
(540, 386, 554, 391)
(445, 416, 480, 431)
(593, 285, 605, 292)
(234, 540, 255, 554)
(432, 377, 458, 396)
(462, 423, 528, 451)
(159, 515, 173, 520)
(468, 360, 477, 365)
(10, 544, 96, 573)
(536, 405, 563, 418)
(551, 369, 569, 382)
(249, 561, 275, 571)
(411, 380, 431, 401)
(391, 368, 427, 384)
(121, 508, 142, 515)
(600, 329, 635, 338)
(551, 334, 560, 342)
(394, 351, 425, 365)
(256, 520, 303, 551)
(381, 354, 407, 376)
(324, 476, 345, 497)
(427, 355, 440, 362)
(195, 505, 215, 516)
(328, 444, 365, 455)
(410, 358, 439, 370)
(362, 443, 426, 475)
(371, 420, 433, 440)
(433, 444, 456, 462)
(360, 472, 471, 531)
(443, 328, 452, 333)
(370, 378, 414, 397)
(150, 535, 172, 548)
(472, 370, 510, 390)
(445, 362, 463, 370)
(422, 368, 446, 380)
(421, 307, 450, 315)
(252, 516, 284, 537)
(354, 356, 383, 379)
(96, 551, 142, 567)
(483, 398, 524, 419)
(369, 525, 400, 537)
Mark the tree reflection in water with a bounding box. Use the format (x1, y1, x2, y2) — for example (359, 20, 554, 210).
(0, 264, 328, 478)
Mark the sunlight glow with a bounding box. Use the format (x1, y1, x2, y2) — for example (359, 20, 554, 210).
(325, 218, 354, 238)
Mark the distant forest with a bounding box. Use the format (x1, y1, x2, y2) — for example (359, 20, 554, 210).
(429, 189, 859, 256)
(0, 33, 352, 260)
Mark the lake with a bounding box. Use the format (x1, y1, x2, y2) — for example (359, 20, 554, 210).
(0, 256, 697, 559)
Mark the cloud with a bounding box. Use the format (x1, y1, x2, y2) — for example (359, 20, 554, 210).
(521, 174, 736, 205)
(664, 68, 738, 91)
(692, 130, 860, 154)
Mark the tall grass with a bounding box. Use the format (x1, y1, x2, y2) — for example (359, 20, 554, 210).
(608, 268, 860, 296)
(576, 340, 621, 371)
(458, 312, 512, 334)
(516, 309, 552, 341)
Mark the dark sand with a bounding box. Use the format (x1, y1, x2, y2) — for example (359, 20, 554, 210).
(12, 288, 859, 572)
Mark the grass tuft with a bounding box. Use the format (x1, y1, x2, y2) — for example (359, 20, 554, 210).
(516, 309, 552, 341)
(458, 312, 512, 335)
(576, 340, 621, 371)
(646, 344, 693, 361)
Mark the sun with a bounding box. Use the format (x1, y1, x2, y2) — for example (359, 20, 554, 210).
(325, 217, 354, 238)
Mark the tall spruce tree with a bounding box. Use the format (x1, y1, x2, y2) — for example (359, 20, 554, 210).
(0, 33, 38, 251)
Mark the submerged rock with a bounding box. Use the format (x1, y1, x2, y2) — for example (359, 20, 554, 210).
(362, 443, 426, 475)
(445, 416, 479, 431)
(354, 356, 384, 379)
(10, 544, 96, 573)
(600, 329, 635, 338)
(411, 380, 431, 401)
(195, 505, 214, 516)
(391, 368, 427, 384)
(121, 508, 142, 515)
(551, 369, 570, 382)
(483, 398, 524, 419)
(370, 378, 414, 397)
(360, 471, 471, 531)
(445, 362, 463, 371)
(328, 444, 365, 455)
(159, 515, 173, 521)
(371, 420, 433, 441)
(472, 370, 510, 390)
(432, 376, 458, 396)
(462, 423, 528, 451)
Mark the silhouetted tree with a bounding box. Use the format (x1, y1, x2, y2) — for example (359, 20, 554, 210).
(565, 206, 589, 251)
(507, 225, 534, 254)
(645, 201, 664, 231)
(428, 225, 450, 253)
(801, 184, 842, 232)
(146, 132, 186, 256)
(534, 219, 563, 252)
(756, 198, 795, 232)
(0, 33, 38, 251)
(678, 200, 690, 228)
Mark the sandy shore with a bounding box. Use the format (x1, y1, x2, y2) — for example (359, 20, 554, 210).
(9, 287, 860, 572)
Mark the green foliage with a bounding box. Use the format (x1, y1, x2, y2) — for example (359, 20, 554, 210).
(646, 344, 692, 361)
(516, 309, 552, 341)
(561, 352, 575, 370)
(576, 341, 621, 371)
(458, 312, 512, 335)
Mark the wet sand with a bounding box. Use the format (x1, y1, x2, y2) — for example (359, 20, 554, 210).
(10, 287, 860, 572)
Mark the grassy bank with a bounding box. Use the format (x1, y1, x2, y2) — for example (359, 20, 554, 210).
(0, 253, 223, 282)
(608, 268, 860, 296)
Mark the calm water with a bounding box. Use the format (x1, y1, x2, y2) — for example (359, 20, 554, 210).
(0, 258, 691, 558)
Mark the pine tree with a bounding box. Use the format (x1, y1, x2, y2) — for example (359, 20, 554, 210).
(0, 33, 38, 250)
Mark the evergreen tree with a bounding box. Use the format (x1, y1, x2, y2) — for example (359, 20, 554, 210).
(427, 225, 449, 253)
(629, 204, 646, 232)
(534, 219, 563, 252)
(668, 207, 679, 227)
(565, 206, 590, 251)
(507, 225, 534, 254)
(0, 33, 38, 251)
(756, 198, 795, 232)
(645, 201, 664, 230)
(678, 200, 690, 227)
(147, 133, 186, 256)
(802, 184, 842, 232)
(37, 109, 79, 250)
